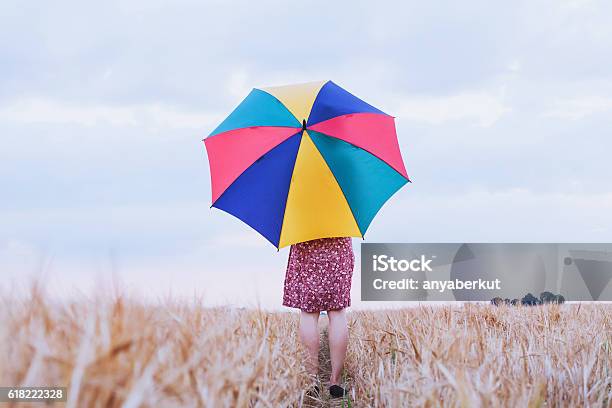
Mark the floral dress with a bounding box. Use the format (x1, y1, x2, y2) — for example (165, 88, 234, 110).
(282, 237, 354, 313)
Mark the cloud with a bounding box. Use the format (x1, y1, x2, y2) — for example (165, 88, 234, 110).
(543, 96, 612, 120)
(393, 89, 511, 127)
(3, 188, 610, 305)
(366, 188, 612, 243)
(0, 98, 223, 130)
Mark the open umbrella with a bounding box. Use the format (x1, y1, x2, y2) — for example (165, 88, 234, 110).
(203, 80, 410, 249)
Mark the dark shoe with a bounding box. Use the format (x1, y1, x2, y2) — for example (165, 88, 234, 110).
(329, 384, 347, 398)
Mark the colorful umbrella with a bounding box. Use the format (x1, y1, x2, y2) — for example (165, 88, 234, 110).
(203, 80, 410, 249)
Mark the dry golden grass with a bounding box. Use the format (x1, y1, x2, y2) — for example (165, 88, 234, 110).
(1, 284, 611, 407)
(347, 305, 611, 407)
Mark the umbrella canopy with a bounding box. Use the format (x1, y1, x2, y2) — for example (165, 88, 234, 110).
(204, 80, 410, 249)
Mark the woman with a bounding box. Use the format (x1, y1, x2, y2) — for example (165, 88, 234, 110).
(283, 237, 354, 399)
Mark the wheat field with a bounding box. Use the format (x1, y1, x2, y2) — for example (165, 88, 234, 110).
(1, 285, 611, 407)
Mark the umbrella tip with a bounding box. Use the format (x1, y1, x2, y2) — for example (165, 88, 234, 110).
(302, 119, 306, 131)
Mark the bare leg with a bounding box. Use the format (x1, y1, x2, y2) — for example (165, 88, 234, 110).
(327, 309, 348, 385)
(299, 311, 320, 376)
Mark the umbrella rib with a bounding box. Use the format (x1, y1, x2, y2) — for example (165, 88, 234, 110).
(306, 133, 365, 239)
(207, 129, 303, 207)
(203, 125, 300, 141)
(275, 132, 305, 249)
(259, 80, 330, 126)
(256, 88, 303, 127)
(307, 129, 411, 182)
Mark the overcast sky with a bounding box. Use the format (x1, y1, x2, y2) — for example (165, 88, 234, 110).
(1, 0, 611, 308)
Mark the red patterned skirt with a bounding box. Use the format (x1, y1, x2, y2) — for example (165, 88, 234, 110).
(282, 237, 354, 313)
